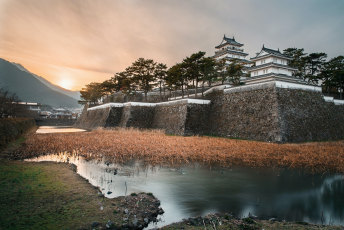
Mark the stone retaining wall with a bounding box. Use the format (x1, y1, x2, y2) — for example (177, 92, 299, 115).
(105, 106, 123, 127)
(76, 100, 211, 136)
(206, 82, 344, 142)
(206, 83, 281, 142)
(277, 88, 344, 142)
(184, 103, 210, 136)
(76, 82, 344, 142)
(152, 103, 188, 135)
(119, 105, 155, 129)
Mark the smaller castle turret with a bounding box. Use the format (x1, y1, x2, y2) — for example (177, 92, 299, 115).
(249, 46, 296, 77)
(245, 46, 304, 85)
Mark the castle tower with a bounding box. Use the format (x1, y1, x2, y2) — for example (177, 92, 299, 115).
(213, 35, 252, 67)
(245, 45, 302, 85)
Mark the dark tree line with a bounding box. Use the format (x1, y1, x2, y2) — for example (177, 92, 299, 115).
(283, 48, 344, 99)
(80, 52, 244, 103)
(0, 88, 27, 118)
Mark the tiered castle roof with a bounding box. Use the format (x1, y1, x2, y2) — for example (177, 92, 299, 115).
(215, 35, 243, 48)
(251, 45, 293, 61)
(244, 45, 305, 85)
(214, 35, 252, 65)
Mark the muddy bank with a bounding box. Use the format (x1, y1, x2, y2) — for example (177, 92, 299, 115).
(110, 193, 164, 229)
(163, 213, 343, 230)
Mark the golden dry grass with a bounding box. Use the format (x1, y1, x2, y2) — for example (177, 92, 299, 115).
(18, 128, 344, 173)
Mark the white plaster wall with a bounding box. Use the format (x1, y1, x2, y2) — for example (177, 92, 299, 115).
(279, 68, 292, 76)
(251, 67, 292, 77)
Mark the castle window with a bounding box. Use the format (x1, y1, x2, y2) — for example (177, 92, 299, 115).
(273, 58, 277, 63)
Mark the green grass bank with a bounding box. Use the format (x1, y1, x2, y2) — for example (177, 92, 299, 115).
(0, 118, 36, 151)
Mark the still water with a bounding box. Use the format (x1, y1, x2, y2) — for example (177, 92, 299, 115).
(26, 153, 344, 227)
(36, 126, 86, 134)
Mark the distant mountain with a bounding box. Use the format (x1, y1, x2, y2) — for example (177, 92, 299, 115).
(0, 58, 81, 108)
(11, 62, 80, 101)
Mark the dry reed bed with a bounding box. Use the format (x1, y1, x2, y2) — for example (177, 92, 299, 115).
(18, 128, 344, 173)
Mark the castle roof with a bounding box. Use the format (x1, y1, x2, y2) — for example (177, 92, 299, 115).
(214, 49, 248, 58)
(251, 45, 292, 60)
(248, 62, 297, 71)
(215, 35, 244, 48)
(224, 57, 253, 64)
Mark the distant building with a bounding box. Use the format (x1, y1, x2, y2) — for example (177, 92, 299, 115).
(213, 35, 252, 68)
(50, 108, 73, 119)
(13, 102, 41, 118)
(17, 102, 41, 112)
(39, 111, 52, 119)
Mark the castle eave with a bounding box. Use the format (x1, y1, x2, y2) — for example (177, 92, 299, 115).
(251, 53, 293, 61)
(248, 62, 297, 71)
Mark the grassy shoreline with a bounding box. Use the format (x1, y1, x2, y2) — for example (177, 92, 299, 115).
(0, 160, 162, 229)
(17, 128, 344, 173)
(0, 160, 116, 229)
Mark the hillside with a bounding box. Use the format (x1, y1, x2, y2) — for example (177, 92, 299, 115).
(12, 63, 80, 101)
(0, 58, 81, 108)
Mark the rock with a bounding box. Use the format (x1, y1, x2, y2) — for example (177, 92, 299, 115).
(100, 206, 103, 211)
(106, 220, 114, 229)
(269, 218, 277, 222)
(189, 218, 199, 226)
(158, 208, 164, 215)
(91, 221, 100, 228)
(107, 191, 112, 195)
(112, 192, 163, 229)
(70, 163, 77, 172)
(132, 215, 138, 226)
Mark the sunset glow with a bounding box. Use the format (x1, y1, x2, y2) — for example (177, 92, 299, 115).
(58, 78, 73, 90)
(0, 0, 343, 91)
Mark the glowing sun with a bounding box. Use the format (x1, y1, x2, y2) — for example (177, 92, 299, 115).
(58, 79, 73, 90)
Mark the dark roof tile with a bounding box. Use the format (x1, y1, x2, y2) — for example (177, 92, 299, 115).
(215, 35, 244, 48)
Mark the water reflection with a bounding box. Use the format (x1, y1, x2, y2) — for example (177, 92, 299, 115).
(36, 126, 86, 134)
(26, 153, 344, 227)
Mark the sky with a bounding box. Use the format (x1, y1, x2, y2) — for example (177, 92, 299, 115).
(0, 0, 343, 91)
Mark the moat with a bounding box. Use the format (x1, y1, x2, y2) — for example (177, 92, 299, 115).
(26, 153, 344, 228)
